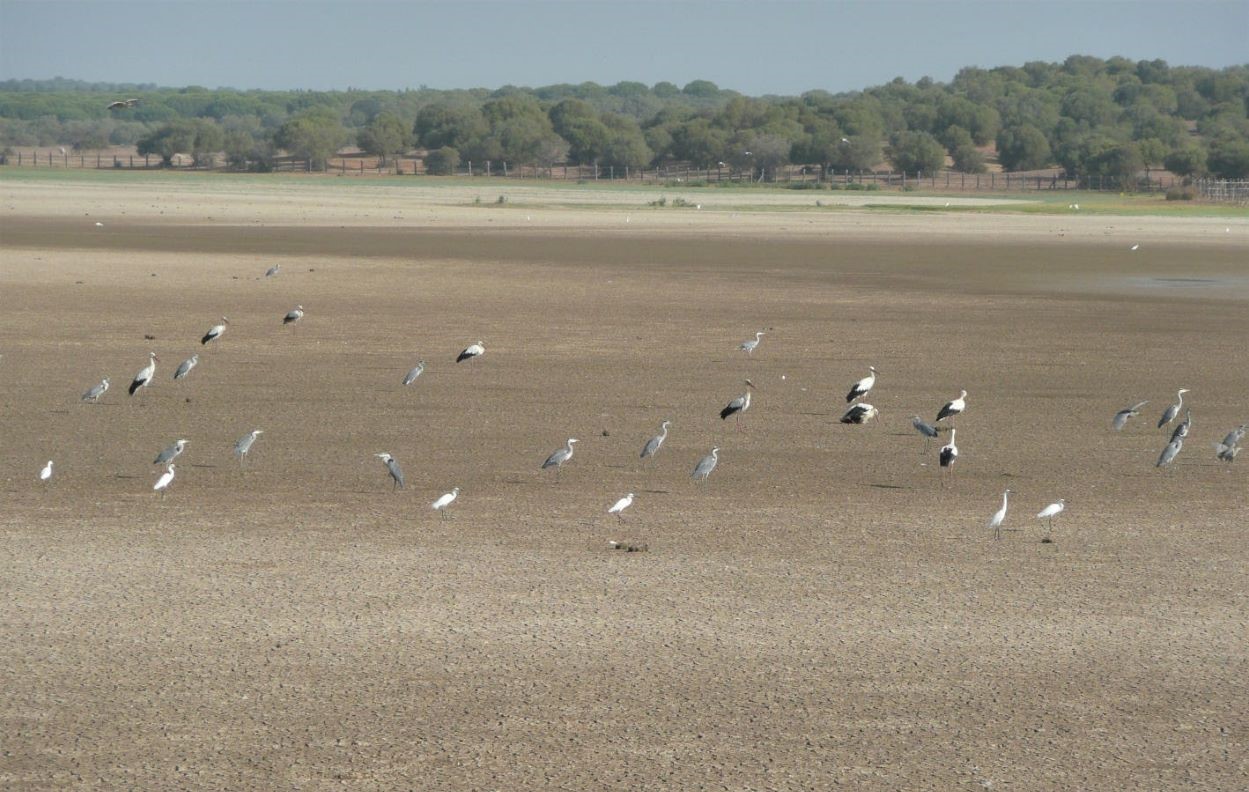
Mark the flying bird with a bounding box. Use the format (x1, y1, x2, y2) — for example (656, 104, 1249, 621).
(839, 403, 878, 424)
(1037, 499, 1066, 533)
(39, 460, 54, 482)
(201, 316, 228, 346)
(233, 430, 263, 466)
(456, 341, 485, 363)
(173, 354, 198, 380)
(374, 453, 404, 490)
(845, 366, 877, 403)
(128, 352, 158, 396)
(402, 361, 426, 385)
(154, 463, 176, 496)
(608, 493, 635, 519)
(432, 487, 460, 518)
(640, 420, 671, 460)
(936, 390, 967, 422)
(106, 98, 140, 110)
(1157, 389, 1189, 429)
(720, 379, 755, 423)
(82, 378, 110, 403)
(1113, 400, 1149, 431)
(542, 438, 578, 480)
(692, 447, 720, 481)
(283, 305, 304, 325)
(989, 489, 1011, 540)
(154, 439, 188, 465)
(739, 331, 765, 354)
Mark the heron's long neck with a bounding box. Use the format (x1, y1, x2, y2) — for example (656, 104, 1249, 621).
(1177, 391, 1184, 406)
(1002, 492, 1009, 507)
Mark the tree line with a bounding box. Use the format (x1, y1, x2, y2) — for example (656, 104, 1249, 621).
(2, 55, 1247, 182)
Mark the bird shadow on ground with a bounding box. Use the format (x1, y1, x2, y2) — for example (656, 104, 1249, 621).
(868, 483, 909, 490)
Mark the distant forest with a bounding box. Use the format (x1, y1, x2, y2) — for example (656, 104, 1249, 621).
(3, 55, 1248, 181)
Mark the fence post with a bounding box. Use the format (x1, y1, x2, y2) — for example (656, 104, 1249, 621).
(991, 173, 995, 189)
(486, 160, 491, 177)
(96, 153, 101, 168)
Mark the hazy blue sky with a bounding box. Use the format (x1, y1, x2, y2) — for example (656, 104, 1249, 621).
(2, 0, 1246, 95)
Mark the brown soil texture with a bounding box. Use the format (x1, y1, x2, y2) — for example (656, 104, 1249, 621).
(2, 214, 1247, 790)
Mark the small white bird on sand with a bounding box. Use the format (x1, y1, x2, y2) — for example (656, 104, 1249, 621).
(989, 488, 1010, 540)
(154, 463, 176, 496)
(40, 460, 54, 482)
(1037, 499, 1066, 533)
(608, 493, 635, 519)
(432, 487, 460, 518)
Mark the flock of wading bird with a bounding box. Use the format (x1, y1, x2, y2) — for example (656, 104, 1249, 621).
(28, 263, 1246, 543)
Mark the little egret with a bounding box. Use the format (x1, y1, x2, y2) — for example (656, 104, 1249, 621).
(989, 489, 1010, 540)
(432, 487, 459, 518)
(154, 463, 176, 497)
(608, 493, 635, 519)
(1037, 499, 1066, 534)
(39, 460, 53, 482)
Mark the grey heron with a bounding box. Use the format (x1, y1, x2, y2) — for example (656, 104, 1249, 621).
(264, 264, 280, 278)
(1168, 409, 1192, 444)
(432, 487, 459, 518)
(989, 489, 1010, 540)
(640, 420, 671, 460)
(1219, 424, 1247, 449)
(82, 378, 110, 403)
(456, 341, 485, 363)
(1157, 389, 1189, 429)
(542, 438, 578, 480)
(1037, 499, 1066, 535)
(739, 332, 765, 354)
(402, 361, 426, 386)
(173, 354, 198, 380)
(233, 430, 263, 467)
(154, 439, 188, 465)
(839, 403, 878, 424)
(1113, 400, 1149, 431)
(375, 453, 404, 489)
(201, 317, 228, 346)
(608, 493, 635, 519)
(39, 460, 53, 482)
(154, 463, 176, 497)
(692, 447, 719, 481)
(845, 366, 877, 403)
(1215, 441, 1241, 463)
(1156, 438, 1183, 468)
(720, 380, 755, 424)
(936, 390, 967, 422)
(938, 429, 958, 486)
(128, 352, 158, 396)
(910, 415, 940, 452)
(283, 305, 304, 325)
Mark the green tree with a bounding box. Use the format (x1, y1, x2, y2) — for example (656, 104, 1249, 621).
(424, 145, 459, 175)
(357, 112, 410, 165)
(790, 117, 847, 177)
(1085, 142, 1144, 188)
(136, 120, 197, 166)
(274, 108, 348, 169)
(413, 102, 487, 151)
(1164, 143, 1207, 176)
(1207, 138, 1249, 179)
(886, 130, 945, 175)
(829, 135, 881, 173)
(995, 124, 1052, 171)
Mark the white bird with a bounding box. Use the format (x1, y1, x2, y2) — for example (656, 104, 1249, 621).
(154, 463, 176, 496)
(1156, 438, 1183, 468)
(200, 316, 228, 346)
(375, 452, 404, 489)
(608, 492, 635, 519)
(264, 264, 280, 277)
(1130, 243, 1140, 251)
(640, 420, 671, 460)
(845, 366, 877, 403)
(1113, 400, 1149, 431)
(840, 403, 878, 425)
(692, 447, 719, 481)
(39, 460, 53, 482)
(1037, 499, 1066, 533)
(938, 429, 959, 485)
(720, 379, 755, 424)
(233, 430, 263, 466)
(542, 438, 578, 480)
(82, 377, 110, 403)
(128, 351, 158, 396)
(739, 331, 765, 354)
(988, 488, 1010, 540)
(432, 487, 460, 518)
(456, 341, 485, 363)
(154, 439, 188, 465)
(1157, 389, 1189, 429)
(936, 390, 967, 422)
(173, 354, 198, 380)
(283, 305, 304, 325)
(402, 361, 426, 385)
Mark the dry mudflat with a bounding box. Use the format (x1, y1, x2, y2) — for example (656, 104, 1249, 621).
(1, 176, 1247, 790)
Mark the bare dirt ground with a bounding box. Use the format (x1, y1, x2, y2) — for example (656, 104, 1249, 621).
(1, 178, 1247, 790)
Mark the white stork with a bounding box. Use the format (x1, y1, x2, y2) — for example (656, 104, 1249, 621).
(129, 352, 158, 396)
(456, 341, 485, 363)
(936, 390, 967, 422)
(201, 316, 228, 346)
(845, 366, 877, 403)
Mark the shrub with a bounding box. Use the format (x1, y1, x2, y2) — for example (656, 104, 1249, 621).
(425, 146, 459, 175)
(1165, 186, 1195, 201)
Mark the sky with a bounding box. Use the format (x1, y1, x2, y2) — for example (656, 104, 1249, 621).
(1, 0, 1246, 95)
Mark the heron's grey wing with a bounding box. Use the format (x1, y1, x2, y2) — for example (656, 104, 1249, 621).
(542, 450, 564, 469)
(1113, 410, 1131, 431)
(641, 437, 660, 458)
(388, 459, 404, 486)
